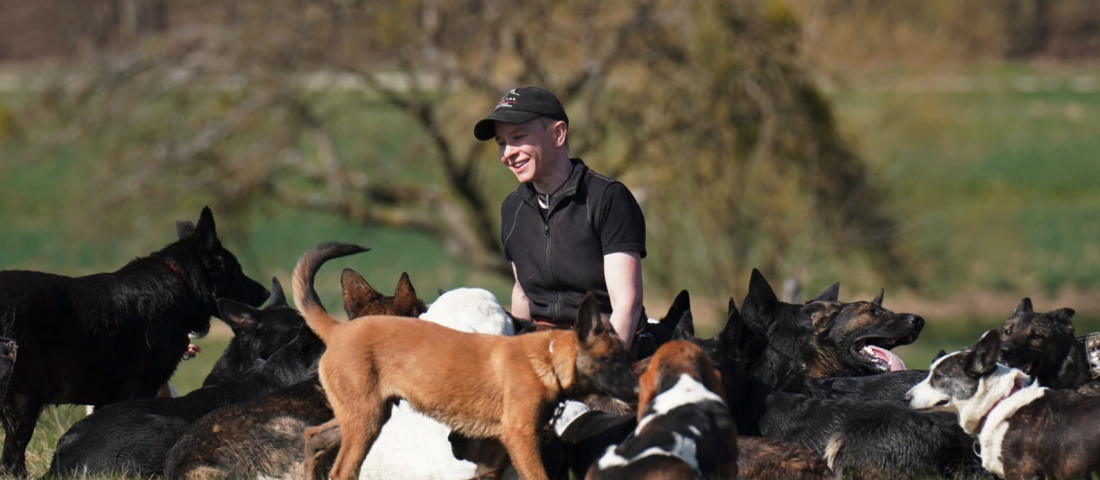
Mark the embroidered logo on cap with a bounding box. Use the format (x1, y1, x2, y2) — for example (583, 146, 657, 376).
(496, 89, 519, 109)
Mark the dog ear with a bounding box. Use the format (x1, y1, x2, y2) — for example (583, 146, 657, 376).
(266, 276, 287, 307)
(1051, 308, 1076, 333)
(662, 290, 691, 326)
(801, 302, 840, 328)
(1014, 298, 1034, 315)
(747, 268, 779, 310)
(217, 298, 261, 334)
(811, 281, 841, 303)
(341, 268, 381, 319)
(871, 288, 884, 307)
(720, 298, 743, 354)
(672, 310, 695, 340)
(966, 330, 1001, 378)
(636, 360, 659, 419)
(574, 292, 610, 344)
(393, 272, 420, 316)
(175, 220, 195, 240)
(933, 349, 948, 361)
(193, 206, 221, 250)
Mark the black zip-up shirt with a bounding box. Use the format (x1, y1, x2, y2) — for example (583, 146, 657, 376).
(501, 159, 646, 323)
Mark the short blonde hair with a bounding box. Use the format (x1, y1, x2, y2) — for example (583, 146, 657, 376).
(539, 116, 569, 151)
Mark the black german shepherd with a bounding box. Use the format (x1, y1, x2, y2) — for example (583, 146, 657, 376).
(0, 207, 268, 476)
(48, 292, 321, 478)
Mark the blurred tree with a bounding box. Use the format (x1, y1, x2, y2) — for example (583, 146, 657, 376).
(28, 0, 908, 301)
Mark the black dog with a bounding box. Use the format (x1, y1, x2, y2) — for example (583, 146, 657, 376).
(200, 277, 298, 387)
(48, 290, 320, 478)
(998, 297, 1100, 393)
(761, 391, 986, 479)
(0, 337, 16, 395)
(0, 207, 268, 477)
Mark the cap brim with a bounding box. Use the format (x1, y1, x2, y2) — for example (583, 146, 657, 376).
(473, 110, 540, 141)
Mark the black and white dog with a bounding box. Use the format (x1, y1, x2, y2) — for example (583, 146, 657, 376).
(908, 330, 1100, 479)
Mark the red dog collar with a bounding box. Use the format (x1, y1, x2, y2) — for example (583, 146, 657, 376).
(165, 260, 190, 292)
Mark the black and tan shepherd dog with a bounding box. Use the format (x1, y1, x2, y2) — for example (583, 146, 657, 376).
(0, 207, 268, 477)
(998, 297, 1100, 393)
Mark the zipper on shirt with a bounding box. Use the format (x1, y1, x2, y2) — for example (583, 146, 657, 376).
(544, 213, 557, 321)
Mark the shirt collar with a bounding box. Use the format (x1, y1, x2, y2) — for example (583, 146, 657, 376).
(517, 158, 587, 206)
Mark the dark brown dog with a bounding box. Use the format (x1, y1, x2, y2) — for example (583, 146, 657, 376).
(586, 340, 737, 480)
(163, 268, 426, 480)
(998, 297, 1099, 393)
(737, 437, 831, 480)
(293, 242, 637, 480)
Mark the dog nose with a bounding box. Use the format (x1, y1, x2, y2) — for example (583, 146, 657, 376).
(907, 315, 924, 329)
(1000, 344, 1012, 358)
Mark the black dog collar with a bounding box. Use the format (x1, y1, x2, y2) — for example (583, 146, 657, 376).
(1083, 332, 1100, 379)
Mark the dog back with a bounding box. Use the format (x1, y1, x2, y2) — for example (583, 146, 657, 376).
(587, 341, 736, 480)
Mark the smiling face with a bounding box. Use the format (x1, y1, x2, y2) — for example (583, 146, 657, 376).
(495, 117, 568, 188)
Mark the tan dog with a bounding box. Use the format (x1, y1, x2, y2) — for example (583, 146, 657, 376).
(292, 242, 638, 480)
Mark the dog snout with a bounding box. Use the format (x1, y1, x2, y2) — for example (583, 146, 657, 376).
(999, 343, 1014, 360)
(907, 314, 924, 329)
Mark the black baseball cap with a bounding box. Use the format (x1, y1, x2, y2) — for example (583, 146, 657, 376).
(473, 87, 569, 141)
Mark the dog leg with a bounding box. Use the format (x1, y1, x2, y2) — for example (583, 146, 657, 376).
(1, 390, 41, 477)
(304, 419, 342, 480)
(499, 426, 547, 480)
(328, 398, 391, 480)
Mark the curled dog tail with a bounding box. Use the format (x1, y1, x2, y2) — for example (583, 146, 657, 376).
(293, 242, 369, 344)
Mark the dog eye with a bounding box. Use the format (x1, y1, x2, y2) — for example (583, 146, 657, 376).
(1003, 328, 1012, 336)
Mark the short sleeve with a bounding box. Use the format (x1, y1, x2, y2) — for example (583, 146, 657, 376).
(598, 183, 647, 258)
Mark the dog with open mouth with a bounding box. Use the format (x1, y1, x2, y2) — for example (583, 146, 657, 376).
(908, 330, 1100, 479)
(739, 269, 923, 381)
(801, 288, 923, 377)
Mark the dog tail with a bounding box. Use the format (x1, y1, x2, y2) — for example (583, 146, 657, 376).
(293, 242, 370, 344)
(824, 432, 845, 478)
